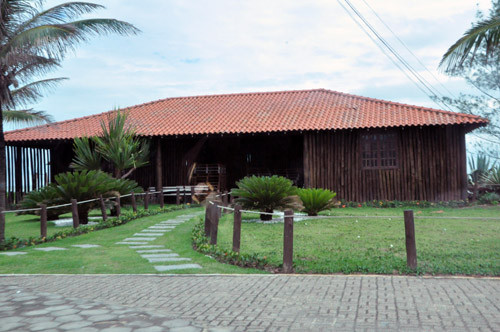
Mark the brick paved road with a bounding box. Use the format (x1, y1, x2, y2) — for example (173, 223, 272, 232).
(1, 275, 498, 331)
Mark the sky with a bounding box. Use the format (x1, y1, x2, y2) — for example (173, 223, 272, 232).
(13, 0, 494, 128)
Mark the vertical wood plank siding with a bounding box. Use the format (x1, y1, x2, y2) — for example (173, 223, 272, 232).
(303, 125, 467, 201)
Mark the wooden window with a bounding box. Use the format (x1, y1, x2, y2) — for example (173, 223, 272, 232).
(361, 132, 398, 169)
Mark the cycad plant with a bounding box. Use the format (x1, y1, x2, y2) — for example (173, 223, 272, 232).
(0, 0, 139, 240)
(468, 154, 494, 200)
(20, 170, 142, 224)
(71, 111, 149, 178)
(297, 188, 337, 216)
(232, 175, 297, 221)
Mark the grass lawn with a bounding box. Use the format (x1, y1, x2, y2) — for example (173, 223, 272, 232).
(0, 207, 266, 274)
(215, 206, 500, 276)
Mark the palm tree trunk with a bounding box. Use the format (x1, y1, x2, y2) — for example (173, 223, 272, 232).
(0, 106, 6, 241)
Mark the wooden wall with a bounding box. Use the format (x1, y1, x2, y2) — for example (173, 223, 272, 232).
(303, 125, 468, 201)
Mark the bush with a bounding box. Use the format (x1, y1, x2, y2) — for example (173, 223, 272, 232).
(232, 175, 297, 221)
(297, 188, 337, 216)
(19, 170, 143, 224)
(478, 192, 500, 205)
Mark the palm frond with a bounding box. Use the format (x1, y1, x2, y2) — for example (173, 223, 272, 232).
(7, 77, 67, 108)
(2, 108, 54, 125)
(440, 16, 500, 72)
(70, 137, 102, 171)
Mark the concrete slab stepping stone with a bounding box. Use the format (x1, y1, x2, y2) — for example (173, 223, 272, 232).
(129, 245, 164, 249)
(116, 242, 148, 245)
(134, 233, 163, 237)
(140, 254, 179, 258)
(150, 225, 175, 228)
(71, 244, 101, 248)
(33, 247, 67, 252)
(139, 229, 167, 233)
(136, 249, 172, 253)
(0, 252, 27, 256)
(154, 264, 201, 271)
(146, 257, 191, 263)
(123, 237, 155, 241)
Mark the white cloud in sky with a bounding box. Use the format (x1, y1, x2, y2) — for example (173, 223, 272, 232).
(23, 0, 492, 125)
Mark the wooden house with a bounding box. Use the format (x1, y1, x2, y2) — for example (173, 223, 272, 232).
(4, 89, 488, 204)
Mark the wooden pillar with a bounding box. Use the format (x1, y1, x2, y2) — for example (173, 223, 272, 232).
(204, 204, 212, 237)
(404, 210, 417, 270)
(130, 192, 137, 213)
(232, 204, 242, 252)
(156, 138, 163, 197)
(283, 209, 294, 273)
(210, 203, 219, 245)
(115, 195, 121, 217)
(99, 195, 107, 221)
(176, 188, 180, 205)
(40, 204, 47, 238)
(144, 192, 149, 210)
(71, 199, 79, 228)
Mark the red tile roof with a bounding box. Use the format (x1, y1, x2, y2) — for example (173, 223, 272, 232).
(5, 89, 487, 142)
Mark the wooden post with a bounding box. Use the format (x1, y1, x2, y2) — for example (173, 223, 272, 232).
(183, 185, 186, 203)
(283, 209, 294, 273)
(210, 203, 220, 245)
(204, 204, 212, 237)
(40, 204, 47, 238)
(159, 190, 164, 209)
(222, 191, 228, 206)
(190, 186, 195, 204)
(230, 193, 234, 205)
(176, 188, 180, 205)
(232, 204, 242, 252)
(130, 192, 137, 213)
(99, 195, 107, 221)
(156, 139, 163, 202)
(404, 210, 417, 270)
(71, 199, 79, 228)
(115, 195, 121, 217)
(144, 192, 149, 210)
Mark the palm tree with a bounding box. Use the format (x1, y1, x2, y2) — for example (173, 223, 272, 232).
(0, 1, 139, 241)
(440, 13, 500, 72)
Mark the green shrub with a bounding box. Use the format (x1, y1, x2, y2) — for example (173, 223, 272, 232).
(19, 170, 142, 224)
(297, 188, 337, 216)
(478, 192, 500, 205)
(231, 175, 297, 221)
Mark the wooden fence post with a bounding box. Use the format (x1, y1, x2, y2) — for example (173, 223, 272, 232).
(176, 188, 180, 205)
(404, 210, 417, 270)
(159, 190, 164, 209)
(99, 195, 107, 221)
(283, 209, 294, 273)
(230, 193, 234, 205)
(232, 204, 242, 252)
(204, 204, 212, 237)
(183, 185, 186, 203)
(130, 192, 137, 213)
(144, 192, 149, 210)
(40, 204, 47, 238)
(115, 195, 121, 217)
(222, 190, 228, 206)
(190, 186, 194, 204)
(210, 203, 220, 245)
(71, 199, 79, 228)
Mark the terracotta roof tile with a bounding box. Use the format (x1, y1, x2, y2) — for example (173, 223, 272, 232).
(5, 89, 488, 142)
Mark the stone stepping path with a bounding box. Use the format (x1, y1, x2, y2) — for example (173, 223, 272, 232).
(33, 247, 67, 252)
(0, 252, 27, 256)
(71, 244, 101, 248)
(2, 243, 100, 258)
(116, 212, 203, 272)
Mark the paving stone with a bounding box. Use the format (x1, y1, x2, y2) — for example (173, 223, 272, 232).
(170, 327, 202, 332)
(134, 233, 164, 237)
(147, 257, 191, 263)
(0, 316, 22, 324)
(87, 314, 118, 322)
(128, 320, 153, 327)
(100, 327, 132, 332)
(154, 264, 202, 271)
(140, 253, 179, 258)
(129, 245, 164, 249)
(0, 322, 24, 331)
(123, 237, 155, 241)
(208, 328, 234, 332)
(0, 251, 27, 256)
(33, 247, 67, 251)
(148, 226, 174, 229)
(54, 314, 84, 323)
(59, 320, 92, 330)
(51, 308, 80, 316)
(135, 327, 163, 332)
(161, 319, 191, 328)
(139, 229, 168, 233)
(80, 309, 110, 316)
(44, 305, 74, 312)
(71, 244, 101, 248)
(115, 242, 148, 245)
(30, 321, 61, 331)
(136, 249, 172, 253)
(24, 309, 50, 316)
